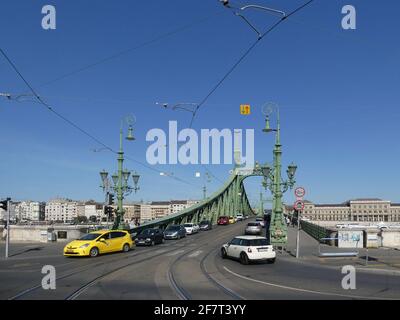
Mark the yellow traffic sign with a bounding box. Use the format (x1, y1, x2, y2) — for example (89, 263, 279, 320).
(240, 104, 251, 115)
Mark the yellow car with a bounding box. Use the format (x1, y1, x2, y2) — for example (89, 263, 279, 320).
(229, 216, 235, 224)
(63, 229, 134, 257)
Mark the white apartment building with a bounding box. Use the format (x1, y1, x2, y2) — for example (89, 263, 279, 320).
(15, 201, 45, 221)
(151, 201, 171, 218)
(45, 199, 78, 223)
(138, 203, 153, 223)
(170, 200, 199, 214)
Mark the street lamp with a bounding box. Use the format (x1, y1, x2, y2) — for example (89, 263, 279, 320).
(131, 171, 140, 193)
(261, 104, 297, 247)
(99, 115, 140, 230)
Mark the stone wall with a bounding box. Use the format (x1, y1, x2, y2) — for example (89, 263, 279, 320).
(3, 225, 89, 243)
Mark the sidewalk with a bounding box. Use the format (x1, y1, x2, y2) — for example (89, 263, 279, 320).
(282, 225, 400, 274)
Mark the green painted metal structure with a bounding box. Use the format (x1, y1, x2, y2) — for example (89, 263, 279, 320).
(130, 165, 268, 235)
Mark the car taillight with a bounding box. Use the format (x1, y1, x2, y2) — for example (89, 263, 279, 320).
(247, 248, 252, 253)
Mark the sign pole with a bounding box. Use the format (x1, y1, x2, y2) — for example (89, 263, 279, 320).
(294, 187, 305, 259)
(5, 198, 10, 259)
(296, 208, 301, 259)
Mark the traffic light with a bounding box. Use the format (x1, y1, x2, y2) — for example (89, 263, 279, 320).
(107, 193, 115, 205)
(104, 206, 114, 220)
(0, 198, 10, 211)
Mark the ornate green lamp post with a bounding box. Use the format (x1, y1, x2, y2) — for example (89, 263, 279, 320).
(99, 116, 140, 230)
(261, 104, 297, 247)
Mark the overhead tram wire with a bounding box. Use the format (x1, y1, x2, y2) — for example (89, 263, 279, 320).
(189, 0, 315, 128)
(0, 48, 201, 191)
(0, 47, 114, 154)
(37, 10, 224, 89)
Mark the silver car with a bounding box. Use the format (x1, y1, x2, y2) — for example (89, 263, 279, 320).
(245, 222, 262, 235)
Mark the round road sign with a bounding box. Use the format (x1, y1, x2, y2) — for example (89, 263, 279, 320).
(294, 200, 305, 211)
(295, 187, 306, 198)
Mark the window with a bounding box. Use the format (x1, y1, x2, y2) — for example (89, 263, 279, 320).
(80, 233, 101, 241)
(99, 233, 111, 240)
(230, 238, 241, 245)
(110, 231, 126, 238)
(249, 239, 270, 246)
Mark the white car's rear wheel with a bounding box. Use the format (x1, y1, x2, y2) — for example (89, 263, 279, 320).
(240, 252, 249, 265)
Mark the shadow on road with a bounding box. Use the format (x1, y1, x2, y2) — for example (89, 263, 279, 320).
(9, 246, 44, 257)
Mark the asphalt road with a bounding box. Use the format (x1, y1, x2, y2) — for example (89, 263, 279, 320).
(0, 220, 399, 300)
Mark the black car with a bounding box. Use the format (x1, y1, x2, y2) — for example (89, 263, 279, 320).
(164, 225, 186, 240)
(199, 220, 212, 231)
(135, 228, 164, 246)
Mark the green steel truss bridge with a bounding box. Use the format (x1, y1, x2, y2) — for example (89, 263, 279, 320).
(131, 163, 271, 235)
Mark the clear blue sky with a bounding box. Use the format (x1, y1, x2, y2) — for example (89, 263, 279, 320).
(1, 0, 399, 207)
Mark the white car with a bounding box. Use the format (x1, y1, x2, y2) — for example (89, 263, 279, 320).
(221, 236, 276, 264)
(236, 214, 244, 221)
(255, 217, 265, 228)
(184, 223, 199, 235)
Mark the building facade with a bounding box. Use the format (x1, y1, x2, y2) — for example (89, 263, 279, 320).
(15, 201, 45, 221)
(45, 199, 78, 223)
(170, 200, 199, 214)
(139, 203, 153, 223)
(292, 198, 400, 222)
(151, 201, 171, 219)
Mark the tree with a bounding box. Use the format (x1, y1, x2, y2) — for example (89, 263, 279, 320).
(89, 215, 97, 223)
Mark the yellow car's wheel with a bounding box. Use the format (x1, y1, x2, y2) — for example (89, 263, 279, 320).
(122, 243, 130, 252)
(89, 247, 99, 257)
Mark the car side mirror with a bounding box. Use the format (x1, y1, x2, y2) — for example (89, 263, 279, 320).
(98, 238, 106, 242)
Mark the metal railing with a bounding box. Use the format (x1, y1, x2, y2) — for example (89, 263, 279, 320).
(300, 220, 333, 243)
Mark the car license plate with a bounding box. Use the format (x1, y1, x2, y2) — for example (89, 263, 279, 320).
(258, 248, 269, 252)
(66, 251, 74, 254)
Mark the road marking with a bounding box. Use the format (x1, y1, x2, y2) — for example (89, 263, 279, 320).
(222, 266, 396, 300)
(166, 250, 185, 257)
(188, 250, 203, 258)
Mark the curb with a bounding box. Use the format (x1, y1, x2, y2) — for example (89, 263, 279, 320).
(277, 255, 400, 276)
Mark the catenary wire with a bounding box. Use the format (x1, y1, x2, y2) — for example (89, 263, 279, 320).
(189, 0, 315, 127)
(37, 10, 224, 88)
(0, 48, 202, 190)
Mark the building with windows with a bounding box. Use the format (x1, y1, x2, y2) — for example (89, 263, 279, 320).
(15, 201, 45, 221)
(45, 199, 78, 223)
(150, 200, 200, 218)
(288, 198, 400, 222)
(170, 200, 199, 214)
(151, 201, 171, 219)
(139, 203, 153, 223)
